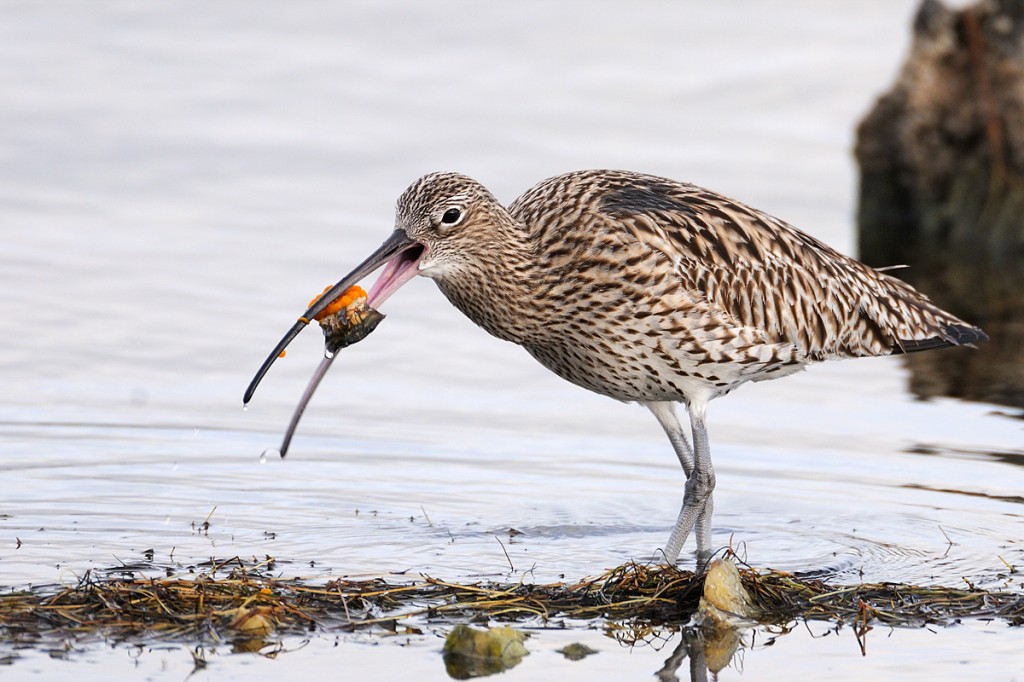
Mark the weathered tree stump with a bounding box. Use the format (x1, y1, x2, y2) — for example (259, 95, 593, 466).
(856, 0, 1024, 411)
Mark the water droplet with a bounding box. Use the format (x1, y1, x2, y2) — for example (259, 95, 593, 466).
(163, 516, 171, 525)
(171, 462, 179, 472)
(259, 451, 267, 463)
(324, 349, 334, 359)
(260, 449, 280, 463)
(242, 404, 249, 412)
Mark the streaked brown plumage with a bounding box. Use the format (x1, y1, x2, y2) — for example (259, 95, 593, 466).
(246, 169, 986, 566)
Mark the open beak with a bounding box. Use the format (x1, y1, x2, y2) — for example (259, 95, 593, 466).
(243, 228, 424, 405)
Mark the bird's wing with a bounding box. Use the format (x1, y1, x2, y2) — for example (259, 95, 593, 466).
(558, 171, 981, 360)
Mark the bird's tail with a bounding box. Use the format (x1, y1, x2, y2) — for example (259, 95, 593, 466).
(876, 274, 987, 354)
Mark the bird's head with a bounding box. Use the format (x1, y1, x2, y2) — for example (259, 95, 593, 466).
(243, 172, 511, 404)
(367, 172, 508, 307)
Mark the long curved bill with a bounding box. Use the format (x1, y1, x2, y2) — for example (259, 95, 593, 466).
(243, 229, 417, 405)
(277, 353, 336, 457)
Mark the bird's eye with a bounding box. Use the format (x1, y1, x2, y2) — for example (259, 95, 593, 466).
(441, 208, 462, 225)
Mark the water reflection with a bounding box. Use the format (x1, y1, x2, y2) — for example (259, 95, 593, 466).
(654, 628, 742, 682)
(615, 624, 749, 682)
(655, 629, 712, 682)
(900, 263, 1022, 414)
(856, 247, 1024, 415)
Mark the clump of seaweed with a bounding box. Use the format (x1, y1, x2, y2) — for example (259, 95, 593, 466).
(1, 554, 1021, 655)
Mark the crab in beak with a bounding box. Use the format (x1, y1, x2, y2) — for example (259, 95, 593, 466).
(243, 229, 426, 455)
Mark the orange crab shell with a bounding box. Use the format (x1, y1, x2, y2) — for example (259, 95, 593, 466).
(308, 285, 368, 322)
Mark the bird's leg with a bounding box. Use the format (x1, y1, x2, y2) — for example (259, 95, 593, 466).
(688, 401, 716, 568)
(653, 400, 716, 567)
(646, 401, 694, 477)
(695, 493, 714, 568)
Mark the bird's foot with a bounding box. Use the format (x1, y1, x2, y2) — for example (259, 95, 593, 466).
(659, 490, 714, 568)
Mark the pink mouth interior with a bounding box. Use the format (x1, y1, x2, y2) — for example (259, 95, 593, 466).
(367, 244, 425, 308)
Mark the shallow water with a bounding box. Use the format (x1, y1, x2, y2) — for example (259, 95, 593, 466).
(9, 620, 1024, 682)
(2, 1, 1023, 679)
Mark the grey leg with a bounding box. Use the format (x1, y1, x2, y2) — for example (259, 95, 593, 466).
(688, 401, 716, 567)
(695, 494, 714, 567)
(646, 401, 694, 477)
(647, 400, 716, 566)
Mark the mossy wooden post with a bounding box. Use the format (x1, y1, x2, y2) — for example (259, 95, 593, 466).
(855, 0, 1024, 411)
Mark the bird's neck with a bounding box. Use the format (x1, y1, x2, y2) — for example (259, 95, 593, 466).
(433, 219, 548, 345)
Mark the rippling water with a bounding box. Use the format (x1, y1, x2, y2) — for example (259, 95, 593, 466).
(2, 1, 1022, 680)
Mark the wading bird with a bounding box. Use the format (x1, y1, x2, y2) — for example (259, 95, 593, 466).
(245, 170, 986, 566)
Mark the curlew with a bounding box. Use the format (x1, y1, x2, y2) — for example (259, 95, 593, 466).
(245, 170, 986, 566)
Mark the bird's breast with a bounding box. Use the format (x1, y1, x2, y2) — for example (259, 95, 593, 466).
(518, 287, 806, 404)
